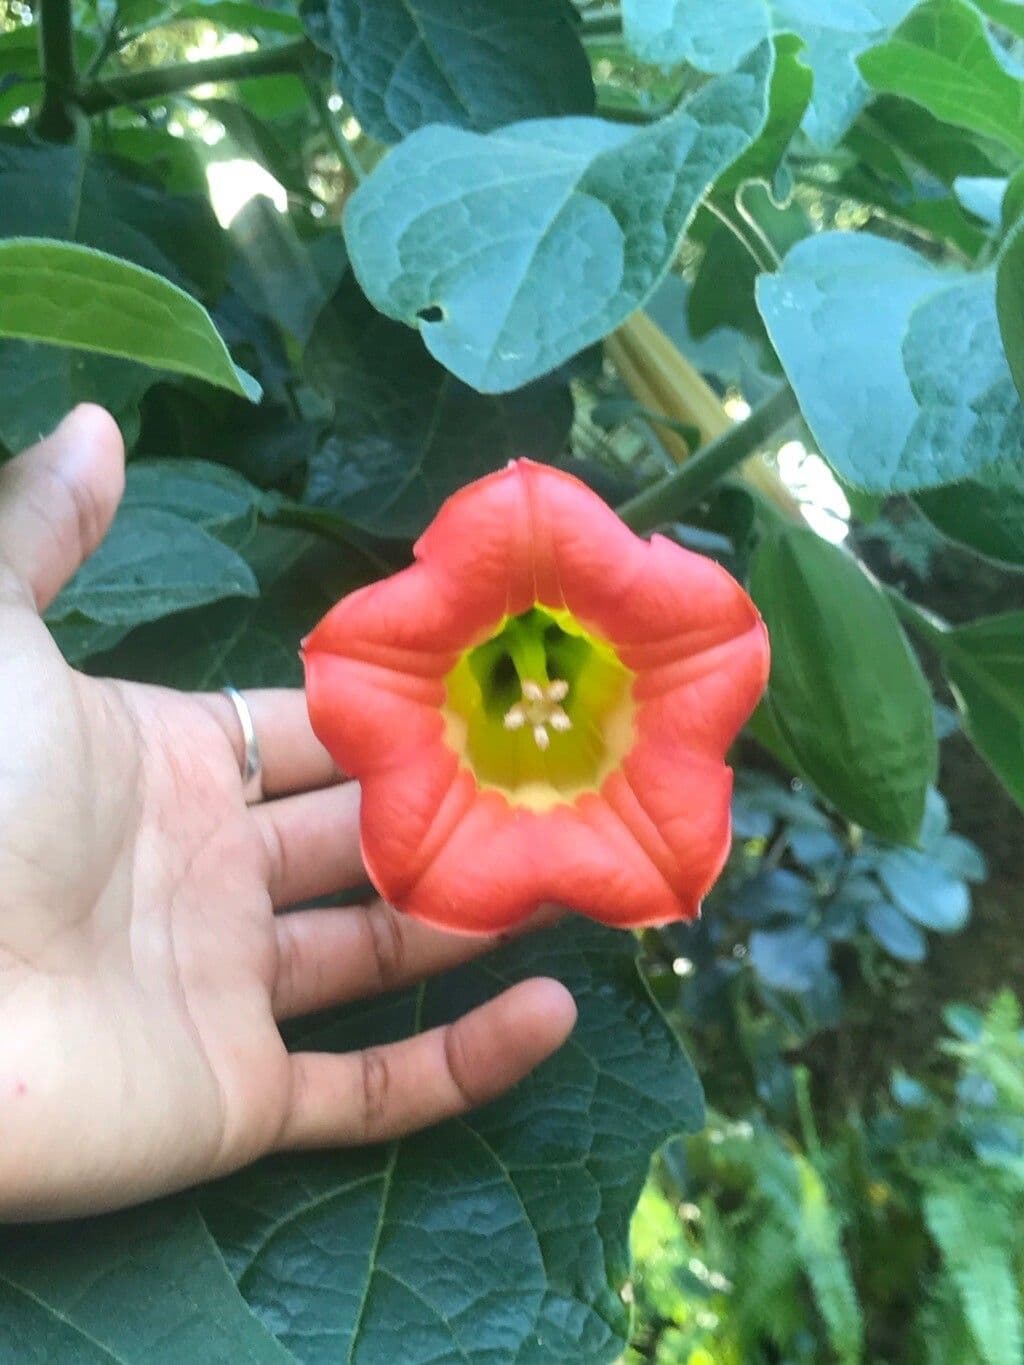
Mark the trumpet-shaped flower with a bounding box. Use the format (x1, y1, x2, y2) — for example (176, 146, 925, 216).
(302, 460, 769, 934)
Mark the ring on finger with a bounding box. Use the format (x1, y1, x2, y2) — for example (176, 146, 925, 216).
(222, 686, 264, 804)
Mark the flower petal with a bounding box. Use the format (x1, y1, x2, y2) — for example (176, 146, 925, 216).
(303, 650, 445, 777)
(633, 622, 769, 757)
(379, 761, 723, 934)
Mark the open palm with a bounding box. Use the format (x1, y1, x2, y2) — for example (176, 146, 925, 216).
(0, 406, 575, 1221)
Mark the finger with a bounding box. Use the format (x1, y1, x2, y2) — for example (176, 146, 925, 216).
(254, 779, 365, 906)
(200, 688, 340, 799)
(274, 899, 566, 1021)
(276, 977, 577, 1149)
(273, 899, 502, 1020)
(0, 405, 125, 611)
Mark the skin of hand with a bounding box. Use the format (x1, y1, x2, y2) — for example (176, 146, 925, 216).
(0, 405, 577, 1222)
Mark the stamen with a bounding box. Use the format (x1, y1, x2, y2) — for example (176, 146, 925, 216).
(502, 678, 573, 748)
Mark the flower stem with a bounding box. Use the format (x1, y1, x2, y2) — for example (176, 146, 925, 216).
(78, 38, 314, 114)
(36, 0, 78, 141)
(618, 385, 801, 531)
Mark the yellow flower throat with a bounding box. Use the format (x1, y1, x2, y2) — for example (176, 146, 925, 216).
(443, 606, 634, 810)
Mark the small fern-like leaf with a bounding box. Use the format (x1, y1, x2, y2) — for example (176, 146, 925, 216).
(794, 1156, 864, 1365)
(924, 1179, 1023, 1365)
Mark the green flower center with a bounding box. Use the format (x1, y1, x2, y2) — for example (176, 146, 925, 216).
(443, 606, 634, 809)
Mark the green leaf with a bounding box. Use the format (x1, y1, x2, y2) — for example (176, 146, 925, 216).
(230, 198, 348, 345)
(997, 216, 1024, 404)
(933, 611, 1024, 812)
(345, 46, 772, 392)
(0, 135, 233, 437)
(859, 0, 1024, 158)
(0, 133, 227, 298)
(917, 467, 1024, 569)
(877, 848, 971, 931)
(304, 273, 572, 536)
(623, 0, 916, 146)
(865, 900, 928, 961)
(756, 231, 1023, 492)
(201, 920, 703, 1364)
(0, 239, 260, 402)
(751, 525, 937, 843)
(48, 506, 257, 629)
(121, 458, 273, 534)
(0, 340, 155, 456)
(49, 456, 268, 643)
(793, 1156, 863, 1364)
(164, 0, 304, 33)
(749, 925, 829, 993)
(974, 0, 1024, 35)
(89, 528, 370, 689)
(924, 1180, 1023, 1365)
(0, 1200, 292, 1363)
(623, 0, 770, 72)
(714, 33, 813, 196)
(300, 0, 594, 143)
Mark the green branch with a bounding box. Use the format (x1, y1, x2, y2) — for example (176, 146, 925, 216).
(36, 0, 77, 141)
(78, 38, 314, 114)
(617, 385, 801, 531)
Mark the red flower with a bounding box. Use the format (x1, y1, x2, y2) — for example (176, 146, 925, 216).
(302, 461, 769, 934)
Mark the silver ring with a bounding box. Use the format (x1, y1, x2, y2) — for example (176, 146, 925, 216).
(222, 686, 263, 804)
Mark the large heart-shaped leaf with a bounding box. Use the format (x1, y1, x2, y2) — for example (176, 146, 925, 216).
(756, 231, 1023, 492)
(860, 0, 1024, 159)
(201, 920, 704, 1365)
(301, 0, 594, 142)
(751, 524, 937, 843)
(304, 274, 572, 536)
(0, 1202, 291, 1363)
(622, 0, 916, 146)
(344, 45, 772, 392)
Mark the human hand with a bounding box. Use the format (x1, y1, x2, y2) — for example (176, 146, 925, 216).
(0, 407, 576, 1222)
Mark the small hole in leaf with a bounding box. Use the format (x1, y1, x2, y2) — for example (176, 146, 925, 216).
(417, 305, 445, 323)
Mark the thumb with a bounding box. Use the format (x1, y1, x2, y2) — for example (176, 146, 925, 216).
(0, 405, 125, 612)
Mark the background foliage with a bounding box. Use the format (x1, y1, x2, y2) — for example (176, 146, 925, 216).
(3, 0, 1024, 1359)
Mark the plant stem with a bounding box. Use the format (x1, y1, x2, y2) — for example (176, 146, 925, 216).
(618, 385, 801, 531)
(36, 0, 78, 141)
(78, 38, 313, 114)
(703, 198, 775, 274)
(304, 76, 366, 184)
(794, 1066, 824, 1165)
